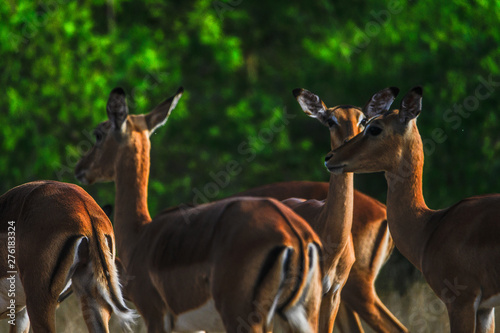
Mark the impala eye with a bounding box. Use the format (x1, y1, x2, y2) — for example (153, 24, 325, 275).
(358, 117, 367, 130)
(327, 118, 337, 127)
(367, 126, 382, 136)
(94, 131, 104, 143)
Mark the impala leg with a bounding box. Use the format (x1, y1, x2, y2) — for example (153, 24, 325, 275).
(318, 287, 341, 333)
(305, 262, 322, 333)
(138, 308, 168, 333)
(78, 295, 112, 333)
(476, 308, 494, 333)
(335, 302, 364, 333)
(70, 261, 113, 333)
(73, 276, 112, 333)
(370, 295, 407, 332)
(447, 302, 477, 333)
(215, 298, 265, 333)
(341, 280, 407, 333)
(144, 319, 168, 333)
(126, 281, 166, 333)
(24, 297, 57, 333)
(213, 274, 289, 333)
(215, 293, 266, 333)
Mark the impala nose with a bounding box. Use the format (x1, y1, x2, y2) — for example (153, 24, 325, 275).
(325, 153, 333, 162)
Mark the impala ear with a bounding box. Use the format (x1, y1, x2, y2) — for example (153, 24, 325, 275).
(292, 88, 332, 125)
(107, 87, 129, 132)
(399, 86, 422, 124)
(363, 87, 399, 118)
(146, 87, 184, 134)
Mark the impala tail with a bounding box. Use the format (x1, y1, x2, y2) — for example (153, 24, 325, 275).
(281, 243, 322, 332)
(260, 241, 322, 332)
(61, 228, 136, 331)
(93, 228, 137, 331)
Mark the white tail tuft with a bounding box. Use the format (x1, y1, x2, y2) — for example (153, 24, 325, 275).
(61, 235, 137, 331)
(94, 233, 137, 331)
(59, 236, 88, 299)
(278, 243, 320, 333)
(96, 270, 137, 332)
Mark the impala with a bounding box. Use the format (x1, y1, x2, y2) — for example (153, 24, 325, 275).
(234, 178, 405, 329)
(0, 180, 134, 333)
(75, 87, 323, 332)
(237, 87, 401, 332)
(325, 86, 500, 332)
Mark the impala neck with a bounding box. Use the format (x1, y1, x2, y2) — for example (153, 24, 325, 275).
(318, 171, 354, 260)
(114, 133, 152, 265)
(384, 124, 432, 271)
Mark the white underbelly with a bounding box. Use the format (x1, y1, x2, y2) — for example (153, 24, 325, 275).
(0, 274, 26, 319)
(167, 298, 225, 332)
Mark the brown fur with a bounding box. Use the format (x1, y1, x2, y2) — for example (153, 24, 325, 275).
(75, 87, 323, 332)
(235, 180, 407, 333)
(327, 87, 500, 332)
(0, 181, 133, 333)
(251, 87, 404, 333)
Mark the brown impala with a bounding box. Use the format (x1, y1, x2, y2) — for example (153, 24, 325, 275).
(75, 87, 323, 332)
(0, 181, 134, 333)
(234, 88, 407, 332)
(279, 87, 400, 332)
(325, 86, 500, 332)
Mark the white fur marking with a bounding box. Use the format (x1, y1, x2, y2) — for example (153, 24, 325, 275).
(363, 123, 372, 136)
(331, 283, 341, 295)
(374, 229, 390, 269)
(297, 94, 325, 118)
(478, 307, 494, 331)
(105, 235, 115, 260)
(298, 98, 314, 115)
(330, 114, 339, 125)
(283, 304, 310, 332)
(362, 115, 382, 136)
(152, 91, 184, 131)
(91, 239, 136, 330)
(173, 299, 225, 332)
(15, 307, 30, 332)
(163, 314, 171, 332)
(357, 113, 366, 127)
(280, 244, 319, 332)
(65, 236, 135, 330)
(322, 275, 333, 294)
(59, 280, 72, 298)
(479, 293, 500, 309)
(169, 92, 183, 114)
(60, 236, 87, 296)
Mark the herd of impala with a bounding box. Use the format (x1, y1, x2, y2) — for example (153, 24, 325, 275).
(1, 84, 499, 333)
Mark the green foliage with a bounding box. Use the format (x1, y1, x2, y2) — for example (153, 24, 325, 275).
(2, 0, 500, 221)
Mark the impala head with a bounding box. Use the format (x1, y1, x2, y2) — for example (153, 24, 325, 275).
(75, 87, 183, 184)
(325, 86, 423, 174)
(293, 87, 399, 150)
